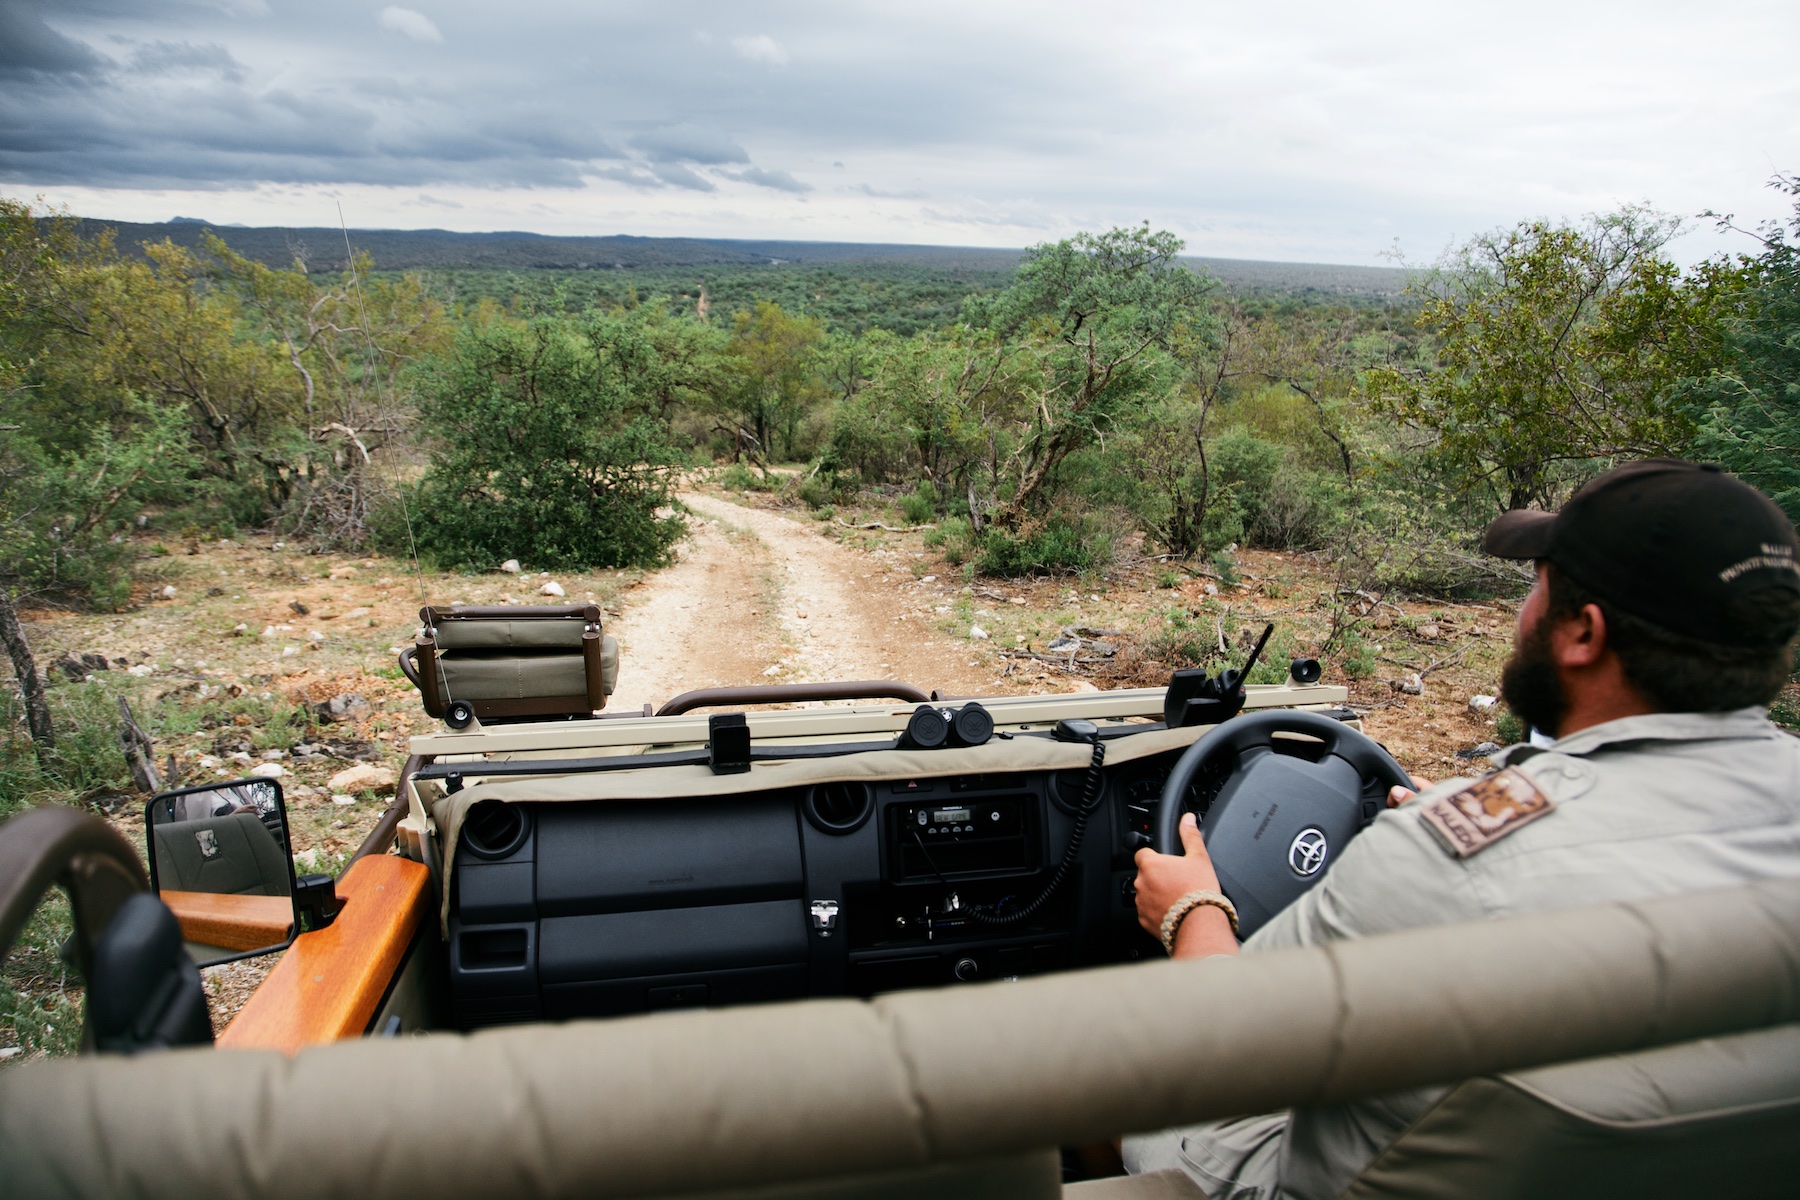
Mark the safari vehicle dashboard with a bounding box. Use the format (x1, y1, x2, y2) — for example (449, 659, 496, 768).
(425, 695, 1360, 1030)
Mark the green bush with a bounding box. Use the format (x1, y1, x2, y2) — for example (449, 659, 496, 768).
(976, 514, 1116, 577)
(0, 400, 199, 608)
(924, 515, 977, 565)
(1207, 428, 1343, 552)
(1335, 627, 1379, 680)
(0, 676, 148, 817)
(1143, 607, 1211, 666)
(406, 315, 685, 571)
(797, 463, 858, 510)
(717, 462, 774, 492)
(900, 480, 939, 525)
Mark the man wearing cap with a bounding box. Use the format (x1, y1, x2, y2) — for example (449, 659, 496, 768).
(1124, 460, 1800, 1199)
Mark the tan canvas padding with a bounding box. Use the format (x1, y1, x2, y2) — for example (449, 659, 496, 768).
(435, 653, 592, 704)
(2, 879, 1795, 1200)
(1065, 1170, 1208, 1200)
(424, 724, 1216, 928)
(405, 685, 1350, 760)
(1333, 1023, 1800, 1199)
(1506, 1021, 1800, 1120)
(601, 633, 619, 696)
(433, 618, 595, 651)
(664, 1151, 1060, 1200)
(1342, 1071, 1800, 1200)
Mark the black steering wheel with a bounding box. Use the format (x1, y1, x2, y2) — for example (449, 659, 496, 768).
(1155, 710, 1413, 939)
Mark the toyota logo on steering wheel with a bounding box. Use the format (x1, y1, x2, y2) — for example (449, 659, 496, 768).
(1289, 827, 1329, 876)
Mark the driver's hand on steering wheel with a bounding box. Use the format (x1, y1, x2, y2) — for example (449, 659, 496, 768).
(1387, 775, 1434, 808)
(1132, 813, 1238, 958)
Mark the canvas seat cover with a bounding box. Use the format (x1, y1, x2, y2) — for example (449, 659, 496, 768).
(433, 619, 592, 651)
(1344, 1026, 1800, 1199)
(150, 811, 287, 896)
(429, 635, 619, 703)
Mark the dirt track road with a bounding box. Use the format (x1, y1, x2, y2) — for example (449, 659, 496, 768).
(604, 492, 997, 712)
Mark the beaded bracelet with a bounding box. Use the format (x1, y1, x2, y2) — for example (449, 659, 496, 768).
(1159, 889, 1240, 955)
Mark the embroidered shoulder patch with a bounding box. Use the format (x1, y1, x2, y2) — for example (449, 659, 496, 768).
(1418, 766, 1555, 859)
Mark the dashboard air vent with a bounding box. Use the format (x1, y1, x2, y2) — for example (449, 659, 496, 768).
(461, 800, 531, 861)
(804, 781, 874, 834)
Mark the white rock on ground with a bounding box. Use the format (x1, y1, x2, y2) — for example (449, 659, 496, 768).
(500, 559, 521, 574)
(249, 763, 284, 779)
(540, 581, 566, 597)
(331, 794, 356, 806)
(328, 764, 396, 794)
(969, 624, 989, 640)
(1468, 694, 1498, 713)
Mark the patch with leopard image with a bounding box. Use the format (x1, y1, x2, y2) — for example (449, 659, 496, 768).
(1419, 767, 1555, 859)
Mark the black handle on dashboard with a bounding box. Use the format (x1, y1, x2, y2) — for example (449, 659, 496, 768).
(656, 681, 932, 717)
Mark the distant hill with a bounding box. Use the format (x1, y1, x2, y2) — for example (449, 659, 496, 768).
(64, 218, 1412, 298)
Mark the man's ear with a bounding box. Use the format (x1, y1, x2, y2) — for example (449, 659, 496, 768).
(1551, 602, 1609, 669)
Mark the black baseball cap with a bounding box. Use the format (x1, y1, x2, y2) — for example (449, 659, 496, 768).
(1483, 459, 1800, 648)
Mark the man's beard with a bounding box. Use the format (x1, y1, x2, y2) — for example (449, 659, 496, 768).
(1500, 616, 1568, 740)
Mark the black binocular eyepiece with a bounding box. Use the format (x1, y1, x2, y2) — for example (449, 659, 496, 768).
(901, 701, 994, 750)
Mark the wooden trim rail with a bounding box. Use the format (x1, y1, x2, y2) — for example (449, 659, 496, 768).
(217, 855, 431, 1054)
(162, 890, 293, 953)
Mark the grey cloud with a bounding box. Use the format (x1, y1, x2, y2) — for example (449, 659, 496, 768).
(629, 126, 749, 166)
(2, 1, 1080, 193)
(128, 40, 243, 80)
(728, 166, 810, 194)
(0, 0, 106, 75)
(649, 162, 715, 192)
(11, 0, 1762, 267)
(848, 182, 925, 200)
(589, 164, 664, 190)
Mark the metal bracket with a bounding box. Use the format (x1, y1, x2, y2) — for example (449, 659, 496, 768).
(809, 900, 840, 936)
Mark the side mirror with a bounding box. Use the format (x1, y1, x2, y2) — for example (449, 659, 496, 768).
(146, 779, 299, 967)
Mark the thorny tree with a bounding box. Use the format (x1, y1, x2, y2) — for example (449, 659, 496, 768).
(966, 225, 1214, 527)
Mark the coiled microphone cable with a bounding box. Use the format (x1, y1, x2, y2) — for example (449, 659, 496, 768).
(968, 721, 1105, 926)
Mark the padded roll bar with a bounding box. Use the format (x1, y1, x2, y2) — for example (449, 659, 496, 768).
(657, 680, 932, 716)
(0, 806, 150, 1051)
(3, 879, 1796, 1199)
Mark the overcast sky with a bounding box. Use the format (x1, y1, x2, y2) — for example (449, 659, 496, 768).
(1, 0, 1795, 264)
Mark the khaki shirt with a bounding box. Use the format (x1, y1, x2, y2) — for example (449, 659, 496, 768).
(1125, 707, 1800, 1200)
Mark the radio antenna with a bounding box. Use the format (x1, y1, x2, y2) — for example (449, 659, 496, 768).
(1237, 623, 1274, 684)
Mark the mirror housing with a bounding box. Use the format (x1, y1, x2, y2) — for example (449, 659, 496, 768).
(145, 779, 300, 968)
